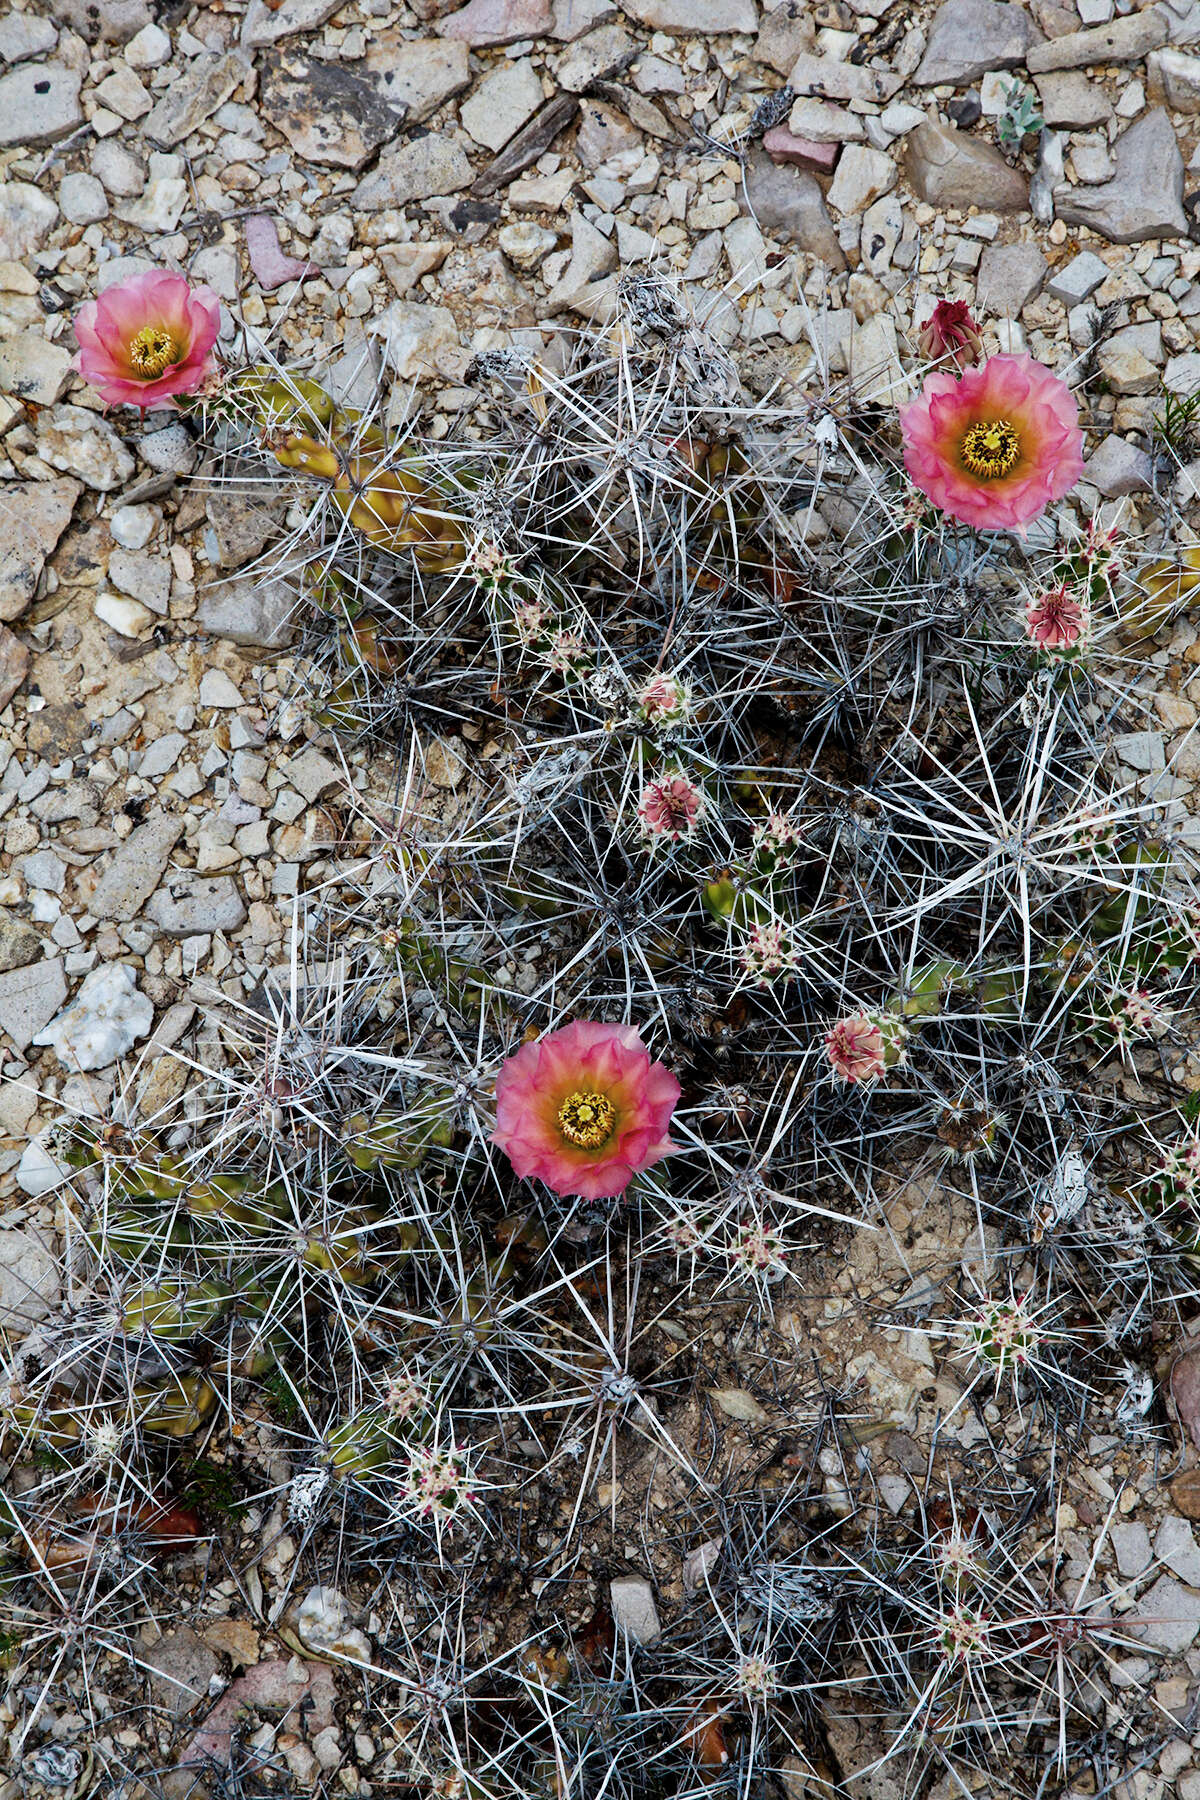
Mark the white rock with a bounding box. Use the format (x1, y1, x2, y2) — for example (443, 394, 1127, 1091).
(199, 669, 244, 708)
(296, 1586, 372, 1664)
(498, 221, 558, 269)
(95, 592, 154, 638)
(110, 502, 158, 548)
(125, 22, 172, 67)
(14, 1135, 70, 1199)
(367, 301, 462, 380)
(33, 962, 154, 1071)
(0, 1225, 60, 1327)
(58, 171, 108, 225)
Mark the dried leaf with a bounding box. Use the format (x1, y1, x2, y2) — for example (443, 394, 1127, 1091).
(709, 1387, 769, 1425)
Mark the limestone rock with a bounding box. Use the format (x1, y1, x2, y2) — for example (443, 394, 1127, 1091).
(198, 575, 299, 648)
(1148, 45, 1200, 110)
(364, 35, 470, 121)
(0, 477, 80, 621)
(621, 0, 756, 26)
(903, 118, 1029, 211)
(0, 1227, 60, 1332)
(743, 151, 845, 267)
(976, 241, 1047, 314)
(353, 133, 474, 209)
(1033, 68, 1113, 126)
(0, 181, 59, 261)
(89, 812, 185, 921)
(36, 406, 135, 491)
(0, 332, 74, 406)
(460, 56, 543, 150)
(1084, 433, 1153, 496)
(143, 50, 244, 147)
(0, 61, 82, 147)
(436, 0, 555, 45)
(260, 49, 400, 169)
(1027, 9, 1168, 70)
(145, 874, 248, 937)
(916, 0, 1039, 86)
(0, 957, 68, 1054)
(242, 0, 346, 47)
(1054, 109, 1185, 243)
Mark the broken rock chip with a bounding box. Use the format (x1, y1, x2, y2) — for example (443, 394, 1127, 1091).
(244, 214, 317, 290)
(33, 961, 154, 1071)
(903, 118, 1029, 211)
(915, 0, 1040, 86)
(353, 133, 475, 210)
(259, 50, 401, 170)
(0, 477, 80, 622)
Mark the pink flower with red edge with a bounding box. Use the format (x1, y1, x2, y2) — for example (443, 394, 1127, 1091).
(917, 299, 984, 370)
(1024, 583, 1088, 653)
(73, 269, 221, 410)
(638, 773, 705, 840)
(492, 1020, 680, 1200)
(899, 354, 1083, 533)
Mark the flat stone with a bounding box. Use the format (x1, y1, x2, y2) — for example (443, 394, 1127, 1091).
(1027, 9, 1168, 70)
(1034, 69, 1113, 125)
(0, 14, 59, 61)
(368, 299, 462, 376)
(1055, 109, 1185, 243)
(1157, 1516, 1200, 1586)
(353, 133, 474, 209)
(0, 624, 29, 710)
(146, 873, 247, 938)
(744, 151, 845, 266)
(58, 170, 108, 224)
(90, 139, 146, 197)
(138, 423, 196, 474)
(0, 477, 80, 622)
(1149, 45, 1200, 109)
(0, 1227, 60, 1332)
(860, 192, 903, 274)
(138, 733, 187, 780)
(556, 23, 637, 88)
(1126, 1575, 1200, 1654)
(610, 1576, 662, 1643)
(787, 96, 864, 142)
(198, 574, 298, 648)
(242, 0, 346, 46)
(460, 56, 543, 150)
(124, 22, 172, 66)
(143, 50, 244, 147)
(0, 957, 68, 1054)
(1165, 352, 1200, 394)
(36, 405, 135, 491)
(95, 63, 151, 120)
(0, 181, 59, 261)
(1174, 1344, 1200, 1450)
(1097, 321, 1163, 394)
(0, 61, 82, 147)
(260, 50, 400, 170)
(282, 748, 341, 803)
(543, 208, 620, 314)
(976, 241, 1047, 314)
(45, 0, 151, 42)
(1110, 1521, 1152, 1577)
(903, 118, 1029, 211)
(762, 124, 840, 173)
(89, 812, 185, 922)
(1047, 247, 1107, 303)
(364, 35, 470, 121)
(0, 909, 40, 975)
(916, 0, 1039, 85)
(205, 490, 284, 572)
(436, 0, 554, 44)
(1085, 434, 1153, 495)
(827, 143, 896, 214)
(109, 548, 170, 614)
(622, 0, 756, 25)
(199, 668, 244, 708)
(788, 49, 901, 104)
(0, 332, 73, 406)
(143, 1629, 222, 1719)
(754, 2, 815, 74)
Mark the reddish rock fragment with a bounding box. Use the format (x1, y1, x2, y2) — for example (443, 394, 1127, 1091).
(763, 124, 839, 175)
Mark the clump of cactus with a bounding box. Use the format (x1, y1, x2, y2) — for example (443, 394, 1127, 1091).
(10, 268, 1200, 1799)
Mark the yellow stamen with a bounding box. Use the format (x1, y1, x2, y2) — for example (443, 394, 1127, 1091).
(961, 418, 1020, 479)
(128, 325, 179, 379)
(557, 1090, 615, 1149)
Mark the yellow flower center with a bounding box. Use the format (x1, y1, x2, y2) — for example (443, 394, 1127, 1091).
(557, 1090, 615, 1149)
(128, 325, 179, 379)
(960, 418, 1020, 479)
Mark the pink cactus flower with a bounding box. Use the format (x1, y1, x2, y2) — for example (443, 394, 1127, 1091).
(73, 269, 221, 410)
(899, 354, 1083, 533)
(637, 671, 690, 725)
(638, 773, 705, 840)
(825, 1013, 887, 1084)
(492, 1020, 680, 1200)
(1024, 583, 1088, 652)
(917, 299, 984, 370)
